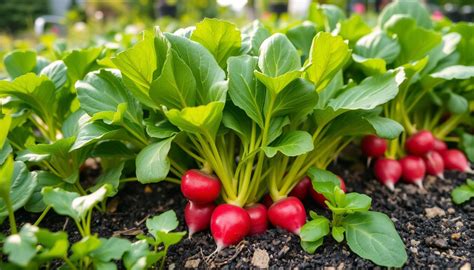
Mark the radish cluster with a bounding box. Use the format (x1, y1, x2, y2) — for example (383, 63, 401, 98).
(362, 131, 472, 191)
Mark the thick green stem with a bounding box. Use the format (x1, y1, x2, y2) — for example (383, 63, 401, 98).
(6, 198, 17, 234)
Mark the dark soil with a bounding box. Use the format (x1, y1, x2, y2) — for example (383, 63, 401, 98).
(2, 161, 473, 269)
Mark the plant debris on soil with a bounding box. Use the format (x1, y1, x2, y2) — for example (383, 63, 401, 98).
(2, 160, 473, 269)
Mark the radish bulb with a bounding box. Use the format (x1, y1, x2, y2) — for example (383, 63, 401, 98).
(433, 139, 447, 153)
(361, 135, 387, 166)
(268, 197, 306, 234)
(441, 149, 472, 173)
(399, 156, 426, 188)
(405, 130, 435, 156)
(373, 158, 402, 191)
(245, 203, 268, 235)
(423, 151, 444, 179)
(309, 176, 346, 207)
(210, 204, 251, 250)
(289, 177, 311, 200)
(181, 169, 221, 204)
(184, 201, 215, 237)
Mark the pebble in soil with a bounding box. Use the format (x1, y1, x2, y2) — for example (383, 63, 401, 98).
(1, 162, 473, 269)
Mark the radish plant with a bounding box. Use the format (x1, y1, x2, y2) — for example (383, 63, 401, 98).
(301, 168, 407, 267)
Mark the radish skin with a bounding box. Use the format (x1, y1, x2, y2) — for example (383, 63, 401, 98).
(373, 158, 402, 191)
(423, 151, 444, 179)
(361, 135, 387, 166)
(210, 204, 251, 250)
(309, 177, 346, 207)
(433, 139, 447, 153)
(441, 149, 472, 173)
(184, 201, 215, 237)
(399, 156, 426, 188)
(245, 203, 268, 235)
(405, 130, 435, 156)
(289, 177, 311, 200)
(181, 169, 221, 204)
(268, 197, 306, 234)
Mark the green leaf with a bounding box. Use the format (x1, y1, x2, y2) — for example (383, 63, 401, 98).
(90, 162, 124, 196)
(35, 227, 69, 260)
(0, 142, 12, 165)
(136, 136, 174, 184)
(451, 180, 474, 204)
(149, 49, 196, 109)
(227, 55, 264, 127)
(352, 55, 387, 76)
(300, 216, 330, 242)
(306, 32, 350, 92)
(3, 50, 37, 78)
(165, 33, 226, 104)
(62, 109, 90, 139)
(123, 240, 163, 270)
(328, 192, 372, 214)
(4, 225, 38, 266)
(146, 120, 179, 139)
(71, 235, 102, 260)
(166, 101, 224, 139)
(336, 15, 371, 43)
(451, 22, 474, 65)
(343, 211, 407, 267)
(332, 226, 345, 243)
(90, 237, 132, 262)
(70, 121, 128, 151)
(91, 141, 135, 160)
(0, 161, 37, 216)
(328, 71, 404, 112)
(191, 18, 241, 69)
(267, 116, 290, 144)
(0, 114, 12, 151)
(301, 238, 324, 254)
(460, 133, 474, 162)
(379, 0, 433, 29)
(156, 231, 186, 247)
(39, 60, 68, 89)
(24, 171, 63, 213)
(241, 20, 271, 56)
(146, 210, 179, 237)
(255, 70, 303, 96)
(307, 168, 341, 204)
(286, 22, 317, 61)
(444, 91, 469, 114)
(430, 65, 474, 80)
(222, 105, 252, 145)
(263, 131, 314, 158)
(354, 31, 400, 64)
(64, 47, 102, 83)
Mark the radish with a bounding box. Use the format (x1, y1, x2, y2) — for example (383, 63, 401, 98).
(405, 130, 435, 156)
(399, 156, 426, 188)
(423, 151, 444, 179)
(181, 169, 221, 204)
(373, 158, 402, 191)
(433, 139, 447, 152)
(245, 203, 268, 235)
(262, 194, 273, 208)
(441, 149, 472, 173)
(361, 135, 387, 166)
(267, 197, 306, 234)
(210, 204, 251, 250)
(289, 176, 311, 200)
(184, 201, 215, 237)
(309, 176, 346, 207)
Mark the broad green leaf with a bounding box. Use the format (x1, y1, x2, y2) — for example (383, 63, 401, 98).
(39, 60, 68, 89)
(444, 91, 469, 114)
(4, 225, 38, 266)
(306, 32, 350, 92)
(328, 71, 404, 112)
(301, 238, 324, 254)
(64, 47, 102, 83)
(166, 101, 224, 139)
(123, 240, 163, 270)
(430, 65, 474, 80)
(241, 20, 271, 56)
(71, 235, 102, 260)
(0, 161, 37, 216)
(332, 226, 345, 243)
(191, 18, 241, 69)
(62, 109, 90, 138)
(24, 171, 63, 213)
(70, 185, 110, 219)
(461, 133, 474, 162)
(90, 237, 132, 262)
(451, 180, 474, 204)
(300, 216, 330, 242)
(4, 50, 37, 78)
(227, 55, 264, 127)
(336, 15, 371, 43)
(451, 22, 474, 65)
(343, 211, 407, 267)
(90, 161, 124, 196)
(91, 141, 135, 159)
(352, 55, 387, 76)
(286, 22, 317, 61)
(0, 113, 12, 147)
(255, 70, 303, 96)
(263, 131, 313, 158)
(165, 33, 226, 104)
(156, 231, 186, 247)
(35, 228, 69, 260)
(70, 121, 128, 151)
(320, 4, 346, 31)
(146, 120, 179, 139)
(328, 192, 372, 214)
(146, 210, 179, 236)
(307, 167, 341, 204)
(112, 30, 168, 108)
(379, 0, 432, 29)
(422, 33, 461, 75)
(0, 142, 12, 165)
(354, 31, 400, 64)
(222, 105, 252, 145)
(136, 136, 174, 184)
(149, 49, 196, 109)
(267, 116, 290, 144)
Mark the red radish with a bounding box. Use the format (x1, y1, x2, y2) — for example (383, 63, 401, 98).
(289, 177, 311, 200)
(210, 204, 251, 250)
(423, 151, 444, 179)
(262, 194, 273, 208)
(405, 130, 435, 156)
(361, 135, 387, 166)
(433, 139, 447, 152)
(245, 203, 268, 235)
(309, 176, 346, 207)
(267, 197, 306, 234)
(181, 169, 221, 204)
(399, 156, 426, 188)
(184, 201, 215, 237)
(373, 158, 402, 191)
(441, 149, 472, 173)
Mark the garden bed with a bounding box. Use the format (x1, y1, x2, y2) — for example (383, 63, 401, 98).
(3, 161, 472, 269)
